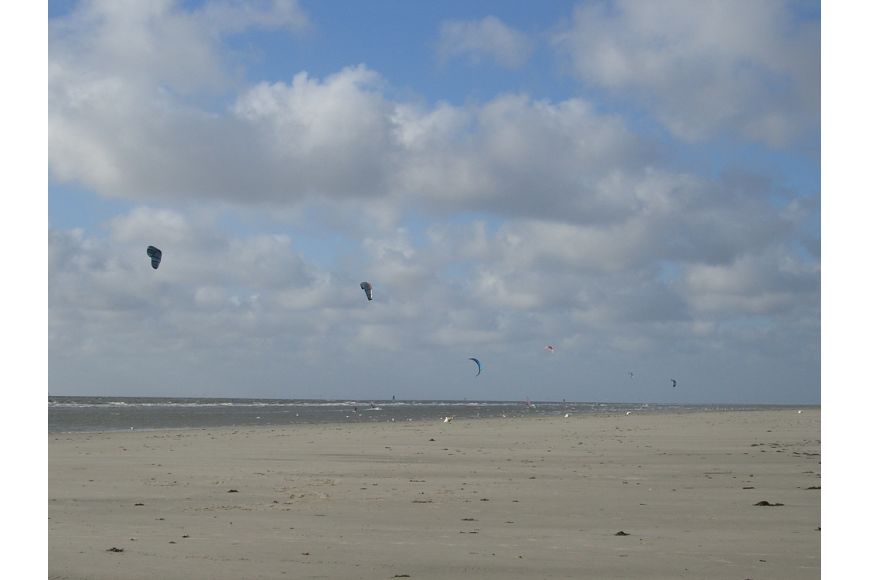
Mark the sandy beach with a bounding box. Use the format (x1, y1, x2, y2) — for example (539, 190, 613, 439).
(48, 409, 820, 579)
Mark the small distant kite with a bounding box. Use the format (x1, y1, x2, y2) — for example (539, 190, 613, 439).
(671, 379, 677, 388)
(546, 345, 556, 353)
(629, 371, 635, 379)
(146, 246, 162, 270)
(468, 357, 481, 376)
(360, 281, 373, 301)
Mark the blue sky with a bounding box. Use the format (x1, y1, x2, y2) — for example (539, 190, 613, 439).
(46, 0, 822, 403)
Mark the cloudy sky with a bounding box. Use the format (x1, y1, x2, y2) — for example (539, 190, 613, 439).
(47, 0, 821, 403)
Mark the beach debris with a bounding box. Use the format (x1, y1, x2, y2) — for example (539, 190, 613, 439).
(754, 501, 784, 506)
(625, 411, 632, 415)
(106, 547, 124, 552)
(429, 438, 436, 441)
(393, 575, 411, 578)
(134, 502, 144, 506)
(146, 245, 162, 269)
(797, 410, 803, 414)
(564, 413, 570, 418)
(360, 281, 373, 301)
(443, 416, 453, 423)
(227, 489, 239, 493)
(468, 357, 482, 376)
(615, 531, 630, 536)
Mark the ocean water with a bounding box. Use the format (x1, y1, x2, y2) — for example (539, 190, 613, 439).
(47, 396, 791, 433)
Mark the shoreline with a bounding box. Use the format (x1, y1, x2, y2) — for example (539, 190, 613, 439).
(50, 408, 820, 579)
(48, 403, 819, 434)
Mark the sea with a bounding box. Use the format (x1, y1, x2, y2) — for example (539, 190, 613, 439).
(47, 396, 799, 433)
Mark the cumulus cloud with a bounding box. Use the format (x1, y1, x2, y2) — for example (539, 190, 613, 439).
(681, 247, 819, 315)
(47, 1, 819, 401)
(436, 16, 533, 68)
(48, 197, 818, 399)
(48, 0, 311, 201)
(392, 93, 656, 223)
(51, 8, 653, 224)
(551, 0, 820, 146)
(56, 1, 804, 231)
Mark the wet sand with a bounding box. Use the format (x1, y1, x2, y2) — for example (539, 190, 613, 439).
(49, 409, 820, 579)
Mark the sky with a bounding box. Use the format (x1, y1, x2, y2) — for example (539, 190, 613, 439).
(45, 0, 822, 404)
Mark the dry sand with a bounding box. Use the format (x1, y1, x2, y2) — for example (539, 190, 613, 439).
(49, 409, 820, 579)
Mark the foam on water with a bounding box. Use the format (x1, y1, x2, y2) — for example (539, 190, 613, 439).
(47, 396, 791, 433)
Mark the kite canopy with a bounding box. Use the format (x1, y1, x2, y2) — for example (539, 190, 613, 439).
(146, 246, 162, 270)
(360, 281, 373, 301)
(671, 378, 677, 388)
(468, 357, 481, 376)
(546, 345, 555, 352)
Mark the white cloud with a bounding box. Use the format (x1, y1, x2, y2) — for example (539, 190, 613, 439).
(391, 93, 654, 223)
(551, 0, 820, 146)
(47, 1, 819, 402)
(436, 16, 533, 68)
(199, 0, 308, 36)
(48, 0, 311, 200)
(232, 66, 396, 199)
(51, 10, 657, 223)
(681, 248, 819, 315)
(48, 198, 819, 399)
